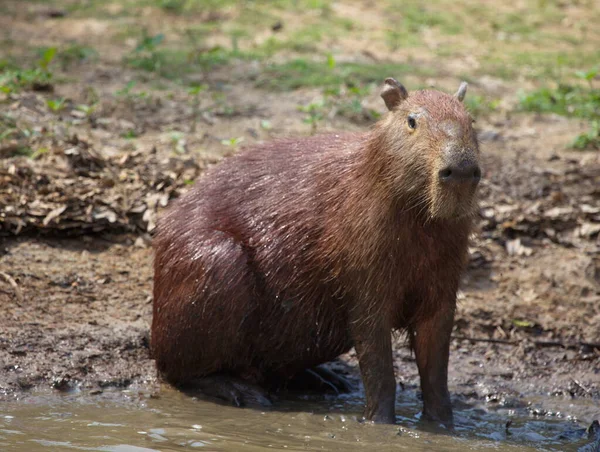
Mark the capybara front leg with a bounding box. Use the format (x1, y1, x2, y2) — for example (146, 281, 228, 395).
(412, 304, 455, 428)
(351, 317, 396, 424)
(184, 375, 273, 408)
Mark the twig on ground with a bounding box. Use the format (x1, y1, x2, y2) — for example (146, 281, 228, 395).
(453, 336, 516, 345)
(453, 336, 600, 351)
(0, 271, 24, 305)
(571, 378, 591, 395)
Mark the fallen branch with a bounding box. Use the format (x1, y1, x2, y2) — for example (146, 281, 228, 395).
(0, 271, 24, 305)
(453, 336, 515, 345)
(453, 336, 600, 351)
(571, 378, 591, 395)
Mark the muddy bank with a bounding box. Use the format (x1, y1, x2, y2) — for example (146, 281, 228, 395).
(0, 0, 599, 438)
(1, 94, 600, 416)
(1, 102, 599, 432)
(1, 219, 599, 419)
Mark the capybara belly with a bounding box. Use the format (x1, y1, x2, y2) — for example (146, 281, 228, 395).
(249, 298, 354, 378)
(152, 227, 352, 383)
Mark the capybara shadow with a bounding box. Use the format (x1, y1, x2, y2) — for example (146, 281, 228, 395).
(152, 78, 481, 428)
(178, 359, 360, 410)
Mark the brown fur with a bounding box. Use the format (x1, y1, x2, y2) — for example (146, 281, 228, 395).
(151, 82, 480, 426)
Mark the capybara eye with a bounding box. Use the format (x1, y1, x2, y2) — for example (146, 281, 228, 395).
(407, 115, 417, 129)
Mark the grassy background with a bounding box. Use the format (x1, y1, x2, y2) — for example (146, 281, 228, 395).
(1, 0, 599, 151)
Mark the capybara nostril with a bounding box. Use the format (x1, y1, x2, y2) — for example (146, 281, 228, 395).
(439, 162, 481, 184)
(438, 168, 453, 180)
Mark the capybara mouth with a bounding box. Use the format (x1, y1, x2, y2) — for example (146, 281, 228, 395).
(429, 185, 478, 220)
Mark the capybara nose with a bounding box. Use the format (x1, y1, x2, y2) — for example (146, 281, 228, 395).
(439, 161, 481, 185)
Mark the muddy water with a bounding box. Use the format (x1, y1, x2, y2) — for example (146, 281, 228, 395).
(0, 387, 597, 452)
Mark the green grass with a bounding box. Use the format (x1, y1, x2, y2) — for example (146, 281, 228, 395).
(0, 113, 35, 158)
(123, 29, 249, 80)
(4, 0, 599, 117)
(519, 68, 600, 150)
(571, 121, 599, 150)
(154, 0, 333, 15)
(256, 58, 429, 91)
(258, 25, 325, 56)
(391, 2, 462, 35)
(480, 48, 597, 81)
(464, 95, 500, 119)
(56, 43, 97, 69)
(519, 85, 600, 119)
(125, 45, 241, 79)
(0, 46, 91, 94)
(383, 1, 462, 49)
(0, 67, 53, 93)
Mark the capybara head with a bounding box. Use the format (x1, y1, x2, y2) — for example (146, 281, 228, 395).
(377, 78, 480, 220)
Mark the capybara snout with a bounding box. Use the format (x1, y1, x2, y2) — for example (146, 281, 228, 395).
(152, 77, 481, 428)
(438, 157, 481, 185)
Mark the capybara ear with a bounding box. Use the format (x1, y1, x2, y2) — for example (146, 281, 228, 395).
(380, 78, 408, 111)
(454, 81, 468, 102)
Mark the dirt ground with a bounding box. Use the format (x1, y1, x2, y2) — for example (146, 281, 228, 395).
(0, 0, 599, 423)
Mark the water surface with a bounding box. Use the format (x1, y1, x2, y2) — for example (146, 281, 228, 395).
(0, 386, 597, 451)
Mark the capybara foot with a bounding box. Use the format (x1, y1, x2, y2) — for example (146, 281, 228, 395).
(183, 375, 273, 408)
(286, 366, 354, 395)
(421, 409, 454, 430)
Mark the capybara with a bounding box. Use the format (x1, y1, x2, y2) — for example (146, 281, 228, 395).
(152, 78, 481, 427)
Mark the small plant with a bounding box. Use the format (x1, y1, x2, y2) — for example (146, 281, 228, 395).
(0, 47, 57, 93)
(326, 53, 336, 70)
(0, 114, 20, 141)
(122, 129, 138, 139)
(188, 84, 206, 132)
(136, 32, 165, 54)
(46, 98, 66, 112)
(75, 103, 98, 118)
(126, 32, 166, 73)
(576, 67, 598, 91)
(571, 120, 599, 150)
(0, 114, 35, 158)
(298, 100, 326, 134)
(31, 147, 50, 160)
(229, 29, 248, 53)
(115, 80, 151, 108)
(335, 84, 380, 123)
(8, 146, 34, 158)
(220, 137, 244, 147)
(0, 114, 36, 154)
(83, 86, 100, 106)
(57, 44, 97, 69)
(168, 131, 187, 153)
(116, 81, 137, 97)
(37, 47, 57, 72)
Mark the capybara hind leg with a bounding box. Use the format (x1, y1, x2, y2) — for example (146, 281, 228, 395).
(184, 375, 273, 408)
(285, 366, 354, 394)
(350, 315, 397, 424)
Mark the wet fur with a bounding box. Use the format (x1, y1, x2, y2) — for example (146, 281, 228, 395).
(152, 89, 478, 406)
